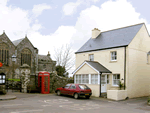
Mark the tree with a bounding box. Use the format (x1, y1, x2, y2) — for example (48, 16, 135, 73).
(54, 44, 75, 77)
(55, 65, 68, 77)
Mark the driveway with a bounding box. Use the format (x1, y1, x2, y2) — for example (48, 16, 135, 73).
(0, 92, 150, 113)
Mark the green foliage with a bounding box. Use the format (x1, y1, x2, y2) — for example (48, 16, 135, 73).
(56, 65, 68, 77)
(8, 79, 20, 81)
(118, 80, 125, 90)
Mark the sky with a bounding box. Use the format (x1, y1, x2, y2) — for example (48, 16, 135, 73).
(0, 0, 150, 76)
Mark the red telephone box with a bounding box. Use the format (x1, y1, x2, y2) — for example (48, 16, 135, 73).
(38, 71, 50, 94)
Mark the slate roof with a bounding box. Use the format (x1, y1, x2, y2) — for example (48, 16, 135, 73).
(76, 23, 144, 53)
(72, 60, 112, 74)
(86, 61, 112, 73)
(38, 55, 52, 61)
(12, 38, 24, 46)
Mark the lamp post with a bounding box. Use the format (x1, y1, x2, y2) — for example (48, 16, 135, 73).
(11, 54, 16, 79)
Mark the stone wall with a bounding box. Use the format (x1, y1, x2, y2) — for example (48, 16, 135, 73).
(27, 73, 74, 93)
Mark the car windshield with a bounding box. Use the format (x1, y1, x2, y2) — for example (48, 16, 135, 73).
(78, 84, 90, 90)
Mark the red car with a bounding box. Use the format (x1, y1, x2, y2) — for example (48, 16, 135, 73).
(55, 84, 92, 99)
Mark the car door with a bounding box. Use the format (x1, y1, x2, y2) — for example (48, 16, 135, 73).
(68, 84, 76, 96)
(61, 84, 71, 95)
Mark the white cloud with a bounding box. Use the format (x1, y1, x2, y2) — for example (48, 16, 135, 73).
(32, 3, 51, 17)
(0, 0, 9, 6)
(70, 0, 149, 50)
(63, 0, 82, 16)
(62, 0, 100, 16)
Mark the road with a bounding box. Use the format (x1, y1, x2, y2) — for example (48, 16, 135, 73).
(0, 93, 150, 113)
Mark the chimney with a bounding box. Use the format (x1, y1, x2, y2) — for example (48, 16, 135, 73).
(92, 28, 101, 39)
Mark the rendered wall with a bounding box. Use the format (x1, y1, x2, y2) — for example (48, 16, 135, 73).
(75, 47, 125, 90)
(127, 24, 150, 98)
(107, 90, 127, 100)
(86, 84, 100, 97)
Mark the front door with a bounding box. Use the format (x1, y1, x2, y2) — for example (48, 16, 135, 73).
(101, 75, 107, 93)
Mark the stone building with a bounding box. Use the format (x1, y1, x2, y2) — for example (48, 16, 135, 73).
(0, 31, 56, 79)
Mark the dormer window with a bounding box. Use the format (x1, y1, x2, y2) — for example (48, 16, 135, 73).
(89, 54, 94, 61)
(111, 51, 117, 61)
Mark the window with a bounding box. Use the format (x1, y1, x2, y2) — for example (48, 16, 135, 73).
(78, 84, 90, 90)
(111, 51, 117, 61)
(75, 74, 89, 84)
(107, 75, 110, 84)
(113, 74, 120, 86)
(91, 74, 98, 84)
(89, 54, 94, 61)
(64, 84, 71, 89)
(21, 48, 31, 66)
(147, 51, 150, 64)
(0, 43, 9, 65)
(0, 74, 5, 85)
(70, 84, 76, 89)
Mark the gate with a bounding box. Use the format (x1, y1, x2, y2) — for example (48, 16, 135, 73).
(5, 79, 22, 92)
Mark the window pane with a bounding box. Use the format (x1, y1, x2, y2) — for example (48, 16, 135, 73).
(0, 76, 1, 79)
(3, 80, 5, 83)
(0, 80, 2, 83)
(117, 74, 120, 79)
(3, 75, 5, 79)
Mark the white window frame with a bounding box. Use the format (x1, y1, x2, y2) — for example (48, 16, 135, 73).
(75, 74, 89, 84)
(91, 74, 98, 84)
(112, 74, 120, 86)
(111, 51, 117, 61)
(89, 54, 94, 61)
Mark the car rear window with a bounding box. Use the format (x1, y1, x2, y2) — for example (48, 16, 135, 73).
(78, 84, 90, 90)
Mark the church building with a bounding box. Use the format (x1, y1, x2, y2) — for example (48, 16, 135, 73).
(0, 31, 56, 79)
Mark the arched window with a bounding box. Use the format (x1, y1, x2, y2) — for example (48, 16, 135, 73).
(0, 43, 9, 65)
(147, 51, 150, 64)
(21, 48, 31, 66)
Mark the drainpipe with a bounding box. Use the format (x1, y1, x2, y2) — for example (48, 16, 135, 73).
(124, 47, 126, 90)
(99, 72, 102, 97)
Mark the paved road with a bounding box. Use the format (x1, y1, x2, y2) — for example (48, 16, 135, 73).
(0, 93, 150, 113)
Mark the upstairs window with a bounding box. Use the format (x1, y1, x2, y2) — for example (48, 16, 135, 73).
(111, 51, 117, 61)
(89, 54, 94, 61)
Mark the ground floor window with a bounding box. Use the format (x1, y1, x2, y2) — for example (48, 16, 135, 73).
(113, 74, 120, 86)
(75, 74, 89, 84)
(91, 74, 98, 84)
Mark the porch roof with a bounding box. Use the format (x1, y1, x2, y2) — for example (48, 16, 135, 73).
(72, 61, 112, 75)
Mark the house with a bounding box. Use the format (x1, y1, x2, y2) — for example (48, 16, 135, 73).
(72, 23, 150, 100)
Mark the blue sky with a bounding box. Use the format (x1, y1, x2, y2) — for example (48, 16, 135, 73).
(1, 0, 150, 76)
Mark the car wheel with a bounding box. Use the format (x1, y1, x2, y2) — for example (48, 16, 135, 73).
(57, 90, 61, 96)
(74, 93, 79, 99)
(85, 96, 90, 99)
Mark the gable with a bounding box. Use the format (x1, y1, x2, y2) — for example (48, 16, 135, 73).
(0, 33, 15, 49)
(76, 23, 144, 54)
(128, 24, 150, 52)
(75, 63, 98, 74)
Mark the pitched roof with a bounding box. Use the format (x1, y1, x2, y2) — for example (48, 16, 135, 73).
(86, 61, 112, 73)
(72, 60, 111, 75)
(76, 23, 144, 53)
(38, 55, 52, 61)
(12, 38, 24, 46)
